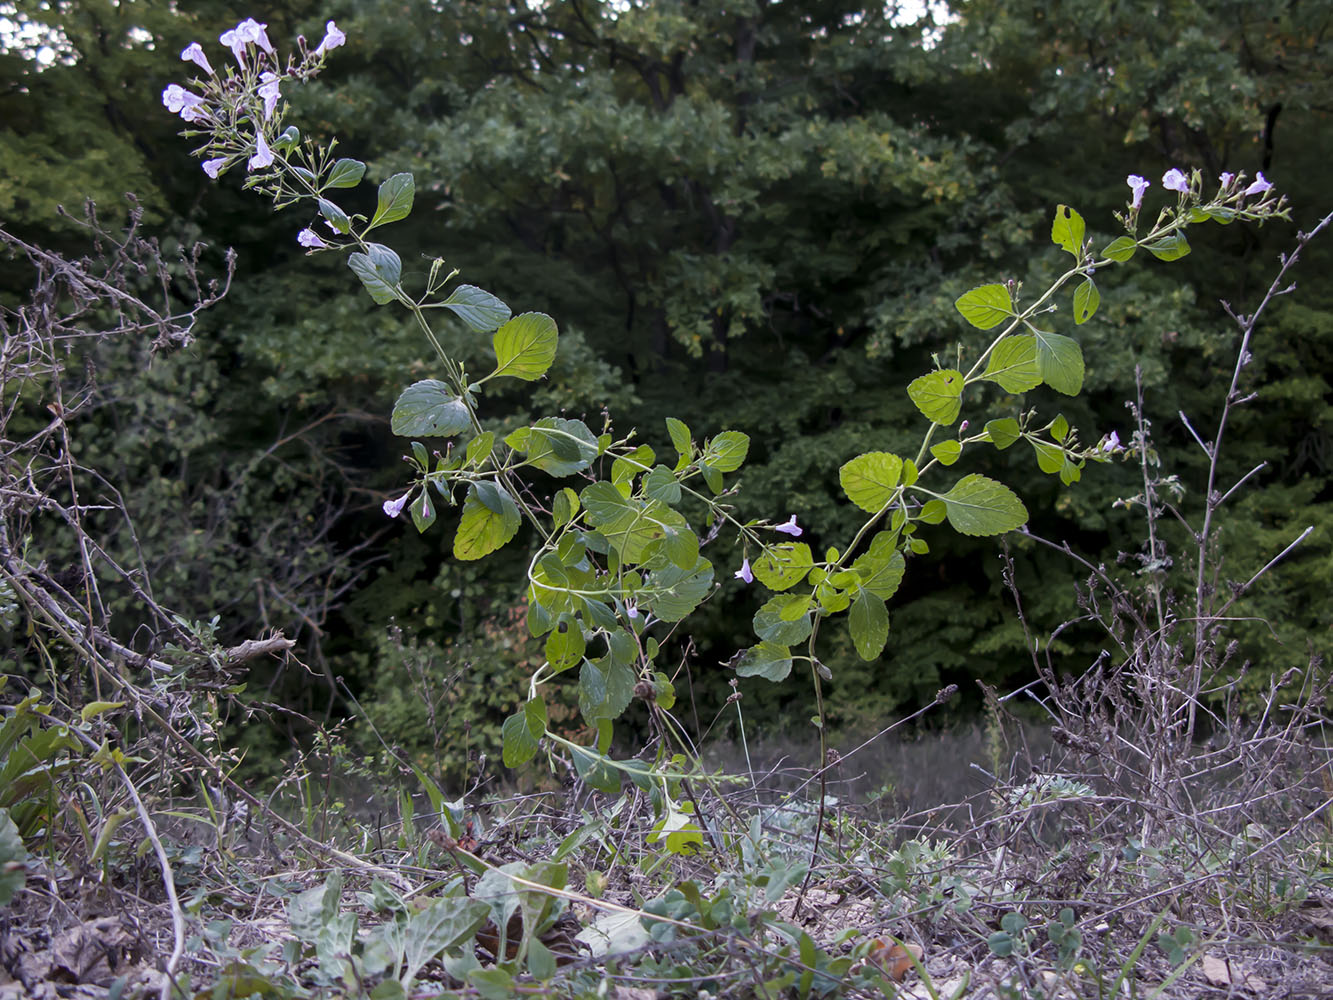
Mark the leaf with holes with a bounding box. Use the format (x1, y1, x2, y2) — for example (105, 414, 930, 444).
(1051, 204, 1085, 258)
(907, 370, 964, 424)
(1073, 279, 1100, 325)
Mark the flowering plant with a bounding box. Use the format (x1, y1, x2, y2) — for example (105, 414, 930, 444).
(166, 19, 1290, 835)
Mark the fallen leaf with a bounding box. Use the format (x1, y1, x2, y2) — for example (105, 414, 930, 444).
(867, 938, 924, 982)
(1202, 953, 1267, 993)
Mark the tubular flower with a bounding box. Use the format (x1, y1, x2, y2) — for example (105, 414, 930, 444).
(314, 21, 346, 57)
(181, 42, 214, 75)
(258, 72, 282, 120)
(247, 133, 274, 171)
(162, 84, 206, 121)
(382, 493, 410, 518)
(734, 558, 754, 584)
(297, 227, 328, 249)
(775, 515, 803, 537)
(1126, 174, 1149, 209)
(202, 157, 228, 179)
(1244, 172, 1273, 197)
(1100, 431, 1123, 454)
(1162, 168, 1189, 193)
(1219, 172, 1235, 189)
(220, 17, 274, 64)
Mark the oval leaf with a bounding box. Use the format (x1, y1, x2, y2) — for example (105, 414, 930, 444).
(1073, 279, 1100, 325)
(1032, 330, 1085, 395)
(326, 158, 366, 189)
(839, 452, 903, 513)
(849, 588, 889, 660)
(369, 171, 414, 230)
(1051, 205, 1086, 258)
(392, 379, 472, 437)
(940, 474, 1028, 536)
(735, 641, 793, 682)
(347, 243, 401, 305)
(984, 417, 1022, 450)
(443, 284, 512, 333)
(955, 284, 1014, 330)
(703, 431, 750, 473)
(455, 482, 521, 560)
(907, 369, 964, 425)
(1101, 236, 1137, 262)
(753, 595, 814, 646)
(983, 335, 1040, 393)
(493, 313, 558, 382)
(752, 542, 813, 592)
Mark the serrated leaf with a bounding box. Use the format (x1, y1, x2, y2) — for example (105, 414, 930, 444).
(1032, 330, 1085, 395)
(454, 482, 521, 560)
(839, 452, 903, 512)
(1102, 236, 1137, 262)
(907, 369, 965, 424)
(391, 380, 471, 437)
(326, 158, 365, 189)
(955, 284, 1014, 330)
(930, 440, 962, 466)
(512, 417, 597, 476)
(984, 417, 1022, 449)
(1073, 279, 1100, 325)
(704, 431, 749, 473)
(849, 589, 889, 660)
(850, 532, 905, 600)
(643, 557, 712, 621)
(493, 313, 558, 381)
(368, 172, 414, 230)
(1146, 232, 1191, 262)
(443, 284, 512, 333)
(940, 474, 1028, 536)
(1051, 204, 1086, 257)
(735, 641, 793, 682)
(983, 335, 1041, 393)
(347, 243, 401, 305)
(753, 595, 814, 646)
(752, 542, 813, 591)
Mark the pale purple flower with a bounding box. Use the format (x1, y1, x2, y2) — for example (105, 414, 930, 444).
(383, 492, 410, 518)
(162, 84, 206, 120)
(314, 20, 346, 57)
(220, 17, 274, 64)
(258, 72, 282, 120)
(775, 515, 802, 537)
(297, 227, 328, 249)
(201, 157, 227, 179)
(181, 42, 214, 75)
(247, 132, 274, 171)
(1162, 168, 1189, 194)
(734, 558, 753, 584)
(1244, 172, 1273, 197)
(1126, 174, 1150, 210)
(625, 599, 640, 620)
(1219, 172, 1235, 189)
(1100, 431, 1123, 454)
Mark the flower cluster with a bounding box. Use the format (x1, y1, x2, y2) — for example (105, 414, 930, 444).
(1126, 167, 1275, 213)
(161, 18, 347, 182)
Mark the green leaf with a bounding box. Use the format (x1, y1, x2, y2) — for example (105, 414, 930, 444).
(79, 701, 124, 723)
(1073, 279, 1100, 325)
(392, 379, 472, 437)
(553, 488, 579, 528)
(940, 474, 1028, 536)
(918, 499, 947, 524)
(984, 417, 1022, 449)
(954, 284, 1014, 330)
(493, 313, 558, 381)
(317, 198, 350, 234)
(347, 243, 401, 305)
(0, 810, 26, 906)
(1030, 438, 1065, 474)
(735, 641, 793, 682)
(368, 172, 414, 230)
(454, 482, 521, 560)
(665, 418, 691, 461)
(1051, 204, 1086, 258)
(983, 335, 1041, 393)
(643, 557, 712, 621)
(752, 542, 813, 591)
(1146, 232, 1191, 262)
(907, 369, 965, 425)
(502, 709, 540, 767)
(442, 284, 512, 333)
(850, 532, 905, 600)
(569, 744, 621, 794)
(753, 595, 814, 646)
(1051, 414, 1069, 442)
(326, 158, 365, 189)
(545, 619, 586, 672)
(699, 462, 724, 494)
(1102, 236, 1137, 262)
(1032, 330, 1085, 395)
(839, 452, 903, 512)
(703, 430, 749, 473)
(578, 653, 635, 723)
(642, 466, 681, 504)
(399, 897, 490, 990)
(930, 440, 962, 466)
(848, 588, 889, 660)
(411, 490, 436, 533)
(509, 417, 597, 476)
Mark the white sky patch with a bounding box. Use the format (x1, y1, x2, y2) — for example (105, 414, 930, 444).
(0, 3, 76, 69)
